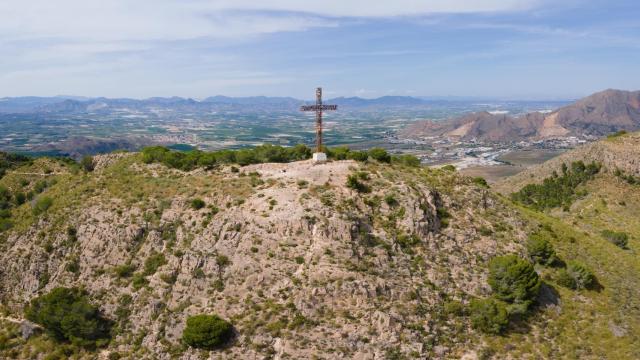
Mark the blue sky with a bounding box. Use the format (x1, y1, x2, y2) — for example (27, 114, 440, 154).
(0, 0, 638, 99)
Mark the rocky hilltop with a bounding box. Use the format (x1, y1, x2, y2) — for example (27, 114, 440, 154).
(0, 147, 639, 359)
(0, 153, 531, 359)
(401, 89, 640, 142)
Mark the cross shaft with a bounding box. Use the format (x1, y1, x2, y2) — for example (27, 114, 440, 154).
(300, 87, 337, 153)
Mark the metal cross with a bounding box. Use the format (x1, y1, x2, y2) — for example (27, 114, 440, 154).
(300, 87, 337, 153)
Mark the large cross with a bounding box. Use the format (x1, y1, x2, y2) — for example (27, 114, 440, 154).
(300, 87, 337, 155)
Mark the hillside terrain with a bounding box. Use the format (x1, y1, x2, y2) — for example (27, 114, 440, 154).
(401, 89, 640, 142)
(0, 141, 638, 359)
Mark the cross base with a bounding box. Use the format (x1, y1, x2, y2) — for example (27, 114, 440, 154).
(312, 152, 327, 163)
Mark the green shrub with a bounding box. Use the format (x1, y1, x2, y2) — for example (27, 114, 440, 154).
(190, 198, 206, 210)
(143, 252, 167, 275)
(607, 130, 628, 139)
(472, 177, 489, 188)
(0, 218, 12, 231)
(25, 287, 111, 347)
(346, 151, 369, 162)
(558, 261, 595, 290)
(600, 230, 629, 249)
(368, 148, 391, 163)
(32, 196, 54, 215)
(443, 300, 465, 316)
(327, 146, 350, 160)
(488, 255, 541, 306)
(526, 233, 556, 265)
(555, 269, 577, 289)
(131, 274, 148, 290)
(182, 314, 233, 350)
(80, 156, 95, 172)
(384, 193, 398, 207)
(346, 175, 370, 193)
(469, 298, 509, 335)
(34, 180, 48, 194)
(113, 264, 135, 278)
(391, 154, 421, 167)
(441, 164, 456, 172)
(14, 192, 26, 205)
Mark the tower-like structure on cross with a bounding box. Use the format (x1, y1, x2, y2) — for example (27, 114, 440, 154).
(300, 87, 337, 163)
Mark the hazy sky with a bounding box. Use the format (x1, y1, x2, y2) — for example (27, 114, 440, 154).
(1, 0, 638, 99)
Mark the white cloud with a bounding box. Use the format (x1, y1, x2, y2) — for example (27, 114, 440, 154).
(0, 0, 540, 42)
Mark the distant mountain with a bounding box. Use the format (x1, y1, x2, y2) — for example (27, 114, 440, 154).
(0, 96, 87, 113)
(203, 95, 301, 106)
(328, 96, 426, 107)
(0, 94, 445, 114)
(401, 89, 640, 142)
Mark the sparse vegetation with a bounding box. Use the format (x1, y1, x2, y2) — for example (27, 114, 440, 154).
(143, 252, 167, 276)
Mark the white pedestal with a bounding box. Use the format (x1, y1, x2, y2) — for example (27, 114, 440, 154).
(312, 152, 327, 163)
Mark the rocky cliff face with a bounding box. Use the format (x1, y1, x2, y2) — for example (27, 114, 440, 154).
(0, 155, 530, 359)
(401, 89, 640, 142)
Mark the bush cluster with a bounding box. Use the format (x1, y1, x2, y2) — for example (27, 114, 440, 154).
(0, 151, 31, 179)
(469, 298, 509, 335)
(190, 198, 206, 210)
(556, 261, 595, 290)
(488, 255, 541, 306)
(346, 174, 370, 193)
(511, 161, 601, 211)
(526, 233, 556, 265)
(600, 229, 629, 249)
(613, 168, 640, 185)
(142, 145, 420, 171)
(182, 314, 233, 350)
(142, 144, 312, 170)
(25, 287, 111, 348)
(469, 254, 541, 335)
(32, 196, 54, 215)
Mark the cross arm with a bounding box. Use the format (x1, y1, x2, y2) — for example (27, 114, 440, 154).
(300, 105, 338, 111)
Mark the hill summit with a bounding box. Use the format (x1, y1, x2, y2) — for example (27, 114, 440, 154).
(0, 144, 639, 359)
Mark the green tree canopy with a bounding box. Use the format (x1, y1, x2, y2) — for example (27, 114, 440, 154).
(25, 287, 111, 348)
(182, 314, 233, 350)
(488, 255, 541, 305)
(469, 298, 509, 335)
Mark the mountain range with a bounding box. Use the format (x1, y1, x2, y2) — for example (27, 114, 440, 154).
(0, 94, 565, 114)
(0, 95, 444, 113)
(401, 89, 640, 141)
